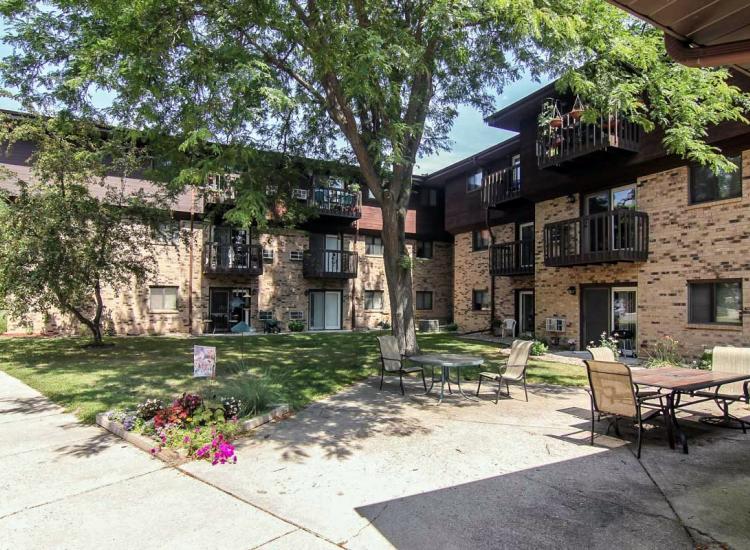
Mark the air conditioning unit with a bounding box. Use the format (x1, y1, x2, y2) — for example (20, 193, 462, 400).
(545, 317, 566, 333)
(292, 188, 308, 200)
(262, 249, 274, 261)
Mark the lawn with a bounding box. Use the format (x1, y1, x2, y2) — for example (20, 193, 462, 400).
(0, 332, 586, 423)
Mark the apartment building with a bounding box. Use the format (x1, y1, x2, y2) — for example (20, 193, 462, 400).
(0, 136, 453, 335)
(434, 81, 750, 357)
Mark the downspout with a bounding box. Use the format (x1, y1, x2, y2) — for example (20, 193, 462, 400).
(486, 205, 495, 333)
(188, 187, 195, 336)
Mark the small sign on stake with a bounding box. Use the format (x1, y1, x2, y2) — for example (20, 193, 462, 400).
(193, 345, 217, 378)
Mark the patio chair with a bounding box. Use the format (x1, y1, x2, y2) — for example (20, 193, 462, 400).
(501, 318, 517, 339)
(588, 346, 616, 362)
(377, 336, 427, 396)
(585, 360, 664, 459)
(697, 346, 750, 432)
(476, 339, 533, 403)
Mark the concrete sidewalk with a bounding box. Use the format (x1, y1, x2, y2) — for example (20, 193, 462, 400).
(3, 369, 749, 549)
(0, 371, 337, 550)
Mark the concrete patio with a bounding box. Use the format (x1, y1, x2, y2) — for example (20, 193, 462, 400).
(2, 369, 749, 549)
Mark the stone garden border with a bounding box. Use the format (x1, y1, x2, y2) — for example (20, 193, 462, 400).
(96, 403, 292, 465)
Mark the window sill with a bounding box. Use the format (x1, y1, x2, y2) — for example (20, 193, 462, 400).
(686, 196, 744, 210)
(470, 310, 491, 314)
(365, 254, 384, 258)
(149, 310, 180, 315)
(685, 323, 743, 332)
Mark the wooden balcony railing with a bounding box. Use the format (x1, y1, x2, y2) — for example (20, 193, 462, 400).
(481, 167, 522, 208)
(537, 111, 640, 169)
(303, 249, 358, 279)
(309, 188, 361, 218)
(203, 243, 263, 275)
(490, 240, 535, 276)
(543, 210, 649, 267)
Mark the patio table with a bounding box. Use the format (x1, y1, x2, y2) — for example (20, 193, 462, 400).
(408, 354, 484, 403)
(631, 367, 750, 454)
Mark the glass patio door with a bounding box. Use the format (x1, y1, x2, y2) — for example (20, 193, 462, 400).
(518, 291, 535, 337)
(309, 291, 342, 330)
(325, 234, 342, 273)
(519, 222, 534, 268)
(612, 287, 637, 355)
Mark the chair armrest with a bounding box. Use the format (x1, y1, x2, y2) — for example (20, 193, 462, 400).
(744, 380, 750, 403)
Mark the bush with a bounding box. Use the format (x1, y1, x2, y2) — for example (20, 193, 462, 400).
(377, 320, 391, 330)
(0, 310, 6, 333)
(694, 349, 712, 370)
(588, 332, 620, 357)
(442, 323, 458, 332)
(530, 340, 548, 356)
(288, 319, 304, 332)
(645, 336, 683, 368)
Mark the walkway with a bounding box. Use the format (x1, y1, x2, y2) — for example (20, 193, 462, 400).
(2, 370, 748, 549)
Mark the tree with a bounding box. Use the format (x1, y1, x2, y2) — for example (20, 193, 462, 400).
(2, 1, 749, 352)
(0, 114, 170, 344)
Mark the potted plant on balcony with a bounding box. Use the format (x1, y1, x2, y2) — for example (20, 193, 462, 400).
(539, 99, 563, 130)
(568, 96, 585, 120)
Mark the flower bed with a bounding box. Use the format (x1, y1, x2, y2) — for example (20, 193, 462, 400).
(103, 392, 246, 465)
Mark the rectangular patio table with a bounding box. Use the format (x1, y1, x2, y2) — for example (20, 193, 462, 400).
(408, 354, 484, 403)
(630, 367, 750, 454)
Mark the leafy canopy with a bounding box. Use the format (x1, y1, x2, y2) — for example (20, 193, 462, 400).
(0, 113, 170, 339)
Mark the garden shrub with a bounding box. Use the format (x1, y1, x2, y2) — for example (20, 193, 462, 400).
(442, 323, 458, 332)
(645, 336, 684, 368)
(694, 349, 712, 370)
(0, 310, 6, 333)
(588, 332, 620, 357)
(227, 372, 279, 417)
(530, 340, 548, 356)
(288, 319, 304, 332)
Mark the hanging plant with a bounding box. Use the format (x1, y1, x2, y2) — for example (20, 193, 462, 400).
(538, 99, 562, 132)
(569, 95, 585, 120)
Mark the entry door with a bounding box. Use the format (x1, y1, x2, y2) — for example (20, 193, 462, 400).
(325, 234, 342, 273)
(584, 191, 610, 254)
(209, 288, 231, 332)
(612, 287, 637, 354)
(582, 287, 611, 347)
(309, 291, 342, 330)
(518, 291, 535, 337)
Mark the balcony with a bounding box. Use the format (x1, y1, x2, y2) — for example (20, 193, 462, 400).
(203, 243, 263, 276)
(308, 188, 361, 219)
(544, 210, 649, 267)
(490, 240, 534, 276)
(481, 167, 522, 208)
(303, 249, 358, 279)
(537, 112, 640, 169)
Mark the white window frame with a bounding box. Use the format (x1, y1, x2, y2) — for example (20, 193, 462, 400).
(149, 286, 179, 312)
(289, 250, 304, 261)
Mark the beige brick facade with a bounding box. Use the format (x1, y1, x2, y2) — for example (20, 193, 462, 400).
(7, 225, 454, 336)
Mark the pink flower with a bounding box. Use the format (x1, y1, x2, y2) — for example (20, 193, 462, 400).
(183, 436, 191, 444)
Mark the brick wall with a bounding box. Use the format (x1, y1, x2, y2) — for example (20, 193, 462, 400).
(453, 231, 491, 332)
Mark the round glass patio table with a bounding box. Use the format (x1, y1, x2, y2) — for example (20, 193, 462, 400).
(408, 354, 484, 403)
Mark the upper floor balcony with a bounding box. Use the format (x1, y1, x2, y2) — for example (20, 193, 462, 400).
(543, 209, 649, 267)
(204, 173, 238, 204)
(490, 239, 534, 276)
(305, 187, 361, 219)
(481, 167, 522, 208)
(203, 243, 263, 276)
(303, 249, 358, 279)
(537, 107, 640, 169)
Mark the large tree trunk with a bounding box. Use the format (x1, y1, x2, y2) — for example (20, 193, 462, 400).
(381, 198, 418, 355)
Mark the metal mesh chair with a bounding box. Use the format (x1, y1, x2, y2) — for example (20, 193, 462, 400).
(476, 339, 533, 403)
(588, 347, 616, 362)
(585, 360, 664, 458)
(377, 336, 427, 395)
(698, 346, 750, 432)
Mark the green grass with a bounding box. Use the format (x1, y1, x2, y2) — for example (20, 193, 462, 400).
(0, 332, 586, 423)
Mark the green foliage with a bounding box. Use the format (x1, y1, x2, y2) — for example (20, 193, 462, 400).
(530, 340, 549, 357)
(442, 323, 458, 332)
(0, 309, 6, 333)
(398, 254, 413, 271)
(645, 336, 684, 368)
(0, 114, 170, 343)
(694, 349, 713, 371)
(225, 370, 281, 417)
(588, 332, 620, 357)
(287, 319, 305, 332)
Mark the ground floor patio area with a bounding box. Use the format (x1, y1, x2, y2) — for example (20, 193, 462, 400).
(2, 370, 748, 549)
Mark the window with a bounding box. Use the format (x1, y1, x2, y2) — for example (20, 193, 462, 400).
(416, 291, 433, 310)
(262, 248, 274, 261)
(467, 170, 483, 192)
(288, 311, 304, 320)
(149, 286, 178, 311)
(365, 235, 384, 256)
(416, 240, 433, 259)
(690, 155, 742, 204)
(472, 289, 490, 311)
(420, 188, 438, 207)
(365, 290, 384, 310)
(511, 154, 521, 184)
(689, 280, 742, 325)
(289, 250, 304, 261)
(472, 229, 490, 251)
(155, 222, 181, 245)
(258, 310, 273, 321)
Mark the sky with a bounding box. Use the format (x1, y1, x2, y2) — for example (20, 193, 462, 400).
(0, 29, 550, 176)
